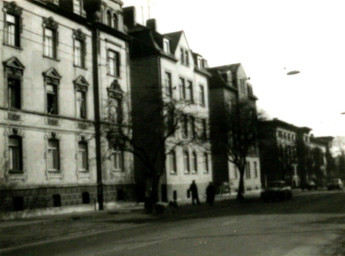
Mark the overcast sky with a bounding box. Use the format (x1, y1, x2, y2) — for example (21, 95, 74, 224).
(124, 0, 345, 137)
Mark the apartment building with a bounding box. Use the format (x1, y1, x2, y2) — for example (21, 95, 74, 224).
(208, 63, 261, 193)
(0, 0, 134, 216)
(123, 7, 212, 203)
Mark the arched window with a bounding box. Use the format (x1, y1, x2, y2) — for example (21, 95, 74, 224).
(106, 10, 112, 27)
(168, 150, 177, 174)
(203, 153, 209, 173)
(183, 151, 190, 173)
(191, 151, 197, 173)
(113, 13, 118, 29)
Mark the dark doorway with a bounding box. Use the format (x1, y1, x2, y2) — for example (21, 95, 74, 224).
(13, 196, 24, 211)
(161, 184, 167, 202)
(52, 194, 61, 207)
(82, 192, 90, 204)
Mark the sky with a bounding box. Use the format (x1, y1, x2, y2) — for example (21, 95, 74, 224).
(123, 0, 345, 137)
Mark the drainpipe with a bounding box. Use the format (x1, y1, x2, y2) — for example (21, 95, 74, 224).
(84, 0, 103, 210)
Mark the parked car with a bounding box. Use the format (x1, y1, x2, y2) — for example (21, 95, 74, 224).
(261, 180, 292, 202)
(301, 180, 318, 191)
(327, 178, 343, 190)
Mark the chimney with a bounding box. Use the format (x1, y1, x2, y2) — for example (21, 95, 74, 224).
(123, 6, 136, 28)
(146, 19, 157, 32)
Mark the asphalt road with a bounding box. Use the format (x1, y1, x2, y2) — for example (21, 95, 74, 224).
(3, 190, 345, 256)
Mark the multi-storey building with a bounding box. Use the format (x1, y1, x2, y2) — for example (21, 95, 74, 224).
(208, 63, 261, 193)
(259, 118, 314, 187)
(123, 7, 212, 203)
(0, 0, 134, 217)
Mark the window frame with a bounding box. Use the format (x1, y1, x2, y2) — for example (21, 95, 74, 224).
(3, 2, 22, 48)
(191, 151, 197, 173)
(199, 84, 206, 106)
(107, 49, 120, 77)
(163, 38, 170, 54)
(8, 77, 21, 109)
(183, 150, 190, 174)
(78, 140, 88, 172)
(47, 138, 60, 172)
(112, 145, 124, 172)
(168, 150, 177, 174)
(42, 17, 59, 60)
(8, 135, 23, 173)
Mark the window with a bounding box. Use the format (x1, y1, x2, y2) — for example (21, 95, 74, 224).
(246, 161, 251, 179)
(163, 39, 170, 54)
(190, 116, 196, 138)
(82, 192, 90, 204)
(112, 146, 124, 171)
(182, 115, 188, 138)
(47, 83, 58, 114)
(184, 50, 189, 66)
(8, 78, 21, 109)
(9, 135, 22, 172)
(191, 152, 197, 173)
(179, 78, 186, 100)
(201, 119, 207, 139)
(165, 72, 172, 98)
(76, 90, 87, 119)
(234, 167, 238, 179)
(197, 56, 203, 69)
(254, 162, 258, 178)
(107, 50, 120, 77)
(107, 10, 112, 27)
(187, 81, 193, 102)
(73, 0, 82, 15)
(48, 139, 60, 171)
(199, 85, 205, 106)
(52, 194, 61, 207)
(203, 153, 209, 173)
(78, 141, 88, 171)
(44, 28, 56, 58)
(74, 39, 84, 67)
(109, 98, 121, 123)
(113, 13, 118, 29)
(183, 151, 190, 173)
(167, 109, 175, 134)
(4, 13, 19, 47)
(180, 48, 184, 64)
(168, 150, 177, 174)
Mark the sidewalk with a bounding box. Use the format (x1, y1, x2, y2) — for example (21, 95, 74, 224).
(0, 192, 260, 250)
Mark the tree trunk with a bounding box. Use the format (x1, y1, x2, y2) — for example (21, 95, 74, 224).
(237, 169, 245, 200)
(144, 175, 160, 213)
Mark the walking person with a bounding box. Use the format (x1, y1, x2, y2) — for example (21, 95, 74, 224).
(206, 182, 216, 206)
(189, 180, 200, 205)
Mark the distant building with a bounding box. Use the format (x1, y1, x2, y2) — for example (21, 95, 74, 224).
(208, 63, 261, 193)
(0, 0, 135, 216)
(123, 7, 212, 203)
(259, 119, 315, 187)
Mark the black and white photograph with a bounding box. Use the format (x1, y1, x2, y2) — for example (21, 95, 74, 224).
(1, 0, 345, 255)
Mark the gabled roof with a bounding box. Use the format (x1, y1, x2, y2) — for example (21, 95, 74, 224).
(163, 31, 183, 53)
(209, 63, 241, 74)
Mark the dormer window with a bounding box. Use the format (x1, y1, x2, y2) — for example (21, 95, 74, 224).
(197, 56, 203, 69)
(113, 13, 118, 29)
(163, 38, 170, 54)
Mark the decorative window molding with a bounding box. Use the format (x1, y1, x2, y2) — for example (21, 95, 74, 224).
(3, 57, 25, 109)
(73, 75, 89, 92)
(3, 1, 23, 48)
(107, 79, 123, 99)
(42, 17, 59, 59)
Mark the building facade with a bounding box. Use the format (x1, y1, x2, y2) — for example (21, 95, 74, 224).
(259, 119, 315, 187)
(208, 63, 261, 193)
(124, 7, 213, 203)
(0, 0, 134, 217)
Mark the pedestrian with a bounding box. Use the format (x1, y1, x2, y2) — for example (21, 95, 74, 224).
(189, 180, 200, 205)
(206, 182, 216, 206)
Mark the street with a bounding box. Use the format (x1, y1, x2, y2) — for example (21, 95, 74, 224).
(2, 190, 345, 256)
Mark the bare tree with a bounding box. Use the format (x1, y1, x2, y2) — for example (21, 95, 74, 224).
(216, 99, 262, 200)
(103, 89, 205, 212)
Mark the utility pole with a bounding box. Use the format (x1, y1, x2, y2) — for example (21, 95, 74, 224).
(84, 0, 104, 210)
